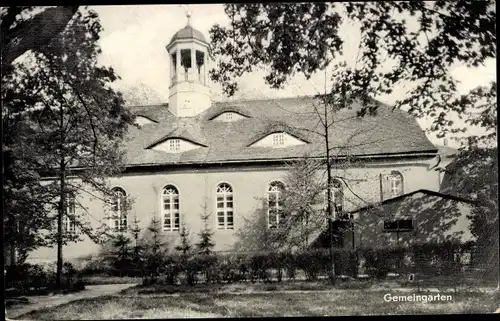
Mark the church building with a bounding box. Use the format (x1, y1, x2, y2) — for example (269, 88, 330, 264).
(28, 16, 464, 264)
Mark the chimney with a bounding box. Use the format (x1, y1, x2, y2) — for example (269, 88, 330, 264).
(443, 138, 448, 147)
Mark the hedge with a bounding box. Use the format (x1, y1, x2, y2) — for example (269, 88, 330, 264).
(5, 262, 85, 296)
(76, 242, 482, 286)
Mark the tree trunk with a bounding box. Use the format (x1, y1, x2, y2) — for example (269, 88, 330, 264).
(55, 98, 67, 291)
(1, 6, 79, 70)
(324, 98, 336, 285)
(56, 157, 66, 290)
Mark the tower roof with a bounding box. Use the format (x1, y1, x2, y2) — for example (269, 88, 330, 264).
(168, 24, 207, 45)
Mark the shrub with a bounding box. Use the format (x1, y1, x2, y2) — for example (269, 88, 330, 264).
(248, 252, 272, 283)
(6, 263, 49, 292)
(181, 255, 205, 286)
(159, 255, 182, 285)
(361, 249, 393, 279)
(333, 249, 357, 277)
(63, 262, 77, 286)
(5, 262, 85, 296)
(197, 254, 220, 284)
(80, 258, 113, 276)
(218, 255, 239, 283)
(282, 252, 297, 280)
(295, 249, 330, 281)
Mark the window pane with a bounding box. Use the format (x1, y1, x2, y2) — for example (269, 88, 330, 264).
(174, 203, 179, 210)
(398, 219, 413, 230)
(269, 212, 277, 224)
(227, 202, 233, 208)
(384, 221, 398, 230)
(217, 202, 224, 208)
(226, 195, 233, 201)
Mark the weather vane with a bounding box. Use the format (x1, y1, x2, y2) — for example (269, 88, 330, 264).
(179, 4, 192, 26)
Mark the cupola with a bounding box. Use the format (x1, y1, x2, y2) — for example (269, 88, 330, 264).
(166, 11, 211, 118)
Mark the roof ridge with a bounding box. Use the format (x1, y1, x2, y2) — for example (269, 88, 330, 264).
(214, 94, 314, 104)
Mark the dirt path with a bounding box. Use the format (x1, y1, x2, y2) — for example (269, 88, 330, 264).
(6, 283, 137, 320)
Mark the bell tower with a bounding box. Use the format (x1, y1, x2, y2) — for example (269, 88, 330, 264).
(166, 10, 211, 117)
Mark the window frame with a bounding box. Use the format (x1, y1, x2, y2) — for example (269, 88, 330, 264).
(272, 132, 285, 146)
(389, 171, 404, 197)
(267, 181, 286, 229)
(383, 219, 414, 232)
(64, 194, 77, 235)
(215, 183, 234, 230)
(162, 184, 181, 231)
(110, 187, 127, 232)
(323, 179, 344, 220)
(168, 139, 181, 152)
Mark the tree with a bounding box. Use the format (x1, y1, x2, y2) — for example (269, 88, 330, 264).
(1, 6, 80, 74)
(435, 78, 498, 285)
(2, 133, 54, 265)
(175, 223, 192, 255)
(209, 2, 496, 138)
(121, 82, 163, 106)
(196, 200, 215, 255)
(1, 8, 134, 289)
(440, 147, 498, 285)
(210, 1, 496, 284)
(110, 233, 133, 276)
(129, 213, 144, 272)
(142, 215, 167, 282)
(277, 156, 330, 250)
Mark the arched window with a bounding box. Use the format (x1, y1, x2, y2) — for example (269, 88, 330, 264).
(111, 187, 127, 232)
(324, 179, 344, 219)
(267, 181, 286, 228)
(162, 185, 180, 231)
(389, 171, 404, 197)
(64, 194, 77, 234)
(216, 183, 234, 230)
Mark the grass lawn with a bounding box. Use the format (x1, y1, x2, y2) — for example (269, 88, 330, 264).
(80, 275, 142, 285)
(18, 289, 499, 319)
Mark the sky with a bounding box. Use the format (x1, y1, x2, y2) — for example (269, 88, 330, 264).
(92, 4, 496, 148)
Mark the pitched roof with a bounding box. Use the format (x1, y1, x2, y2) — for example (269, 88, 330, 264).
(125, 96, 438, 167)
(347, 189, 478, 214)
(436, 145, 459, 159)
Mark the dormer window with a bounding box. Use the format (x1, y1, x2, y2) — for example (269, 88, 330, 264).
(148, 137, 206, 154)
(212, 111, 249, 122)
(273, 133, 285, 146)
(168, 139, 181, 151)
(134, 116, 157, 127)
(249, 131, 308, 148)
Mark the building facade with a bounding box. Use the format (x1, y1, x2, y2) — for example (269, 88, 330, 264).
(28, 18, 451, 264)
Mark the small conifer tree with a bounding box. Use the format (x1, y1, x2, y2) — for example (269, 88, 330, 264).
(196, 201, 215, 255)
(143, 215, 166, 283)
(175, 223, 192, 255)
(129, 213, 143, 275)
